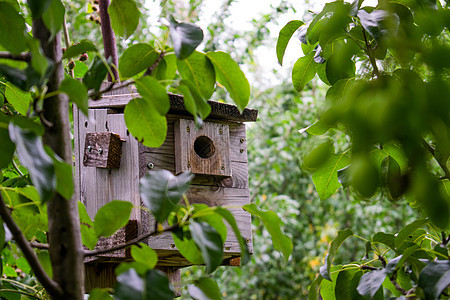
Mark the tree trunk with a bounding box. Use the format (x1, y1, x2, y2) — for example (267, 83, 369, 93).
(32, 19, 84, 299)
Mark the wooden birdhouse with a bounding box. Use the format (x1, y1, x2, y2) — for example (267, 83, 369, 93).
(73, 85, 257, 291)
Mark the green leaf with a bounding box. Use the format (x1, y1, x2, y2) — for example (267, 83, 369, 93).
(27, 37, 49, 77)
(169, 15, 203, 60)
(78, 201, 98, 250)
(88, 288, 114, 300)
(299, 119, 331, 135)
(292, 52, 317, 92)
(42, 0, 65, 38)
(60, 77, 88, 116)
(115, 261, 150, 277)
(309, 275, 324, 300)
(119, 43, 158, 79)
(312, 152, 350, 200)
(83, 56, 108, 91)
(356, 269, 387, 298)
(46, 147, 74, 200)
(139, 170, 193, 223)
(115, 269, 144, 300)
(303, 140, 334, 170)
(62, 40, 98, 60)
(4, 81, 31, 115)
(173, 226, 204, 264)
(36, 250, 53, 278)
(190, 220, 224, 273)
(188, 277, 223, 300)
(372, 232, 396, 250)
(0, 2, 27, 54)
(0, 118, 15, 169)
(243, 203, 292, 263)
(335, 269, 364, 299)
(325, 54, 356, 85)
(206, 51, 250, 113)
(94, 200, 133, 237)
(320, 265, 342, 299)
(74, 61, 89, 78)
(418, 260, 450, 300)
(27, 0, 52, 19)
(135, 76, 170, 115)
(152, 54, 177, 84)
(395, 218, 427, 248)
(124, 97, 167, 148)
(357, 9, 397, 43)
(108, 0, 140, 39)
(177, 80, 211, 122)
(131, 243, 158, 270)
(276, 20, 304, 66)
(214, 207, 251, 265)
(319, 228, 353, 281)
(9, 123, 55, 202)
(177, 51, 215, 99)
(143, 269, 174, 300)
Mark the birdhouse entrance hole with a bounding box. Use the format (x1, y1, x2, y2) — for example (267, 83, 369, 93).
(194, 135, 215, 159)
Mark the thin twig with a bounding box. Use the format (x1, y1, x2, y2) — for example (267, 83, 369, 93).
(88, 80, 135, 99)
(0, 51, 31, 62)
(144, 52, 165, 76)
(362, 29, 380, 77)
(84, 223, 179, 257)
(421, 138, 450, 179)
(30, 241, 50, 250)
(62, 16, 74, 78)
(0, 194, 63, 297)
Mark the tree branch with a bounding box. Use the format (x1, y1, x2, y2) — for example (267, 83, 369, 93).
(84, 224, 179, 257)
(421, 138, 450, 179)
(0, 194, 63, 297)
(99, 0, 119, 81)
(0, 51, 31, 62)
(362, 29, 380, 78)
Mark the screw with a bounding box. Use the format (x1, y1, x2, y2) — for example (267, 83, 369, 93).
(221, 165, 225, 170)
(219, 129, 223, 135)
(245, 238, 250, 243)
(240, 148, 244, 153)
(147, 162, 154, 169)
(170, 244, 175, 248)
(87, 146, 92, 152)
(186, 127, 190, 133)
(98, 148, 103, 155)
(240, 138, 245, 143)
(187, 163, 191, 168)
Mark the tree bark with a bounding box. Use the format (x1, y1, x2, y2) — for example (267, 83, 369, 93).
(99, 0, 119, 81)
(32, 19, 84, 299)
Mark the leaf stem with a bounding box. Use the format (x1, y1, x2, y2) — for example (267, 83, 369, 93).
(0, 289, 42, 300)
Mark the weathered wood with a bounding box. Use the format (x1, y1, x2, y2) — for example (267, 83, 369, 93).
(90, 92, 258, 122)
(83, 132, 123, 169)
(85, 263, 118, 292)
(174, 119, 231, 177)
(158, 267, 181, 297)
(77, 110, 140, 221)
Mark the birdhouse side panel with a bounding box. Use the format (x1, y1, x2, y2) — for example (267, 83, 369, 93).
(139, 118, 253, 266)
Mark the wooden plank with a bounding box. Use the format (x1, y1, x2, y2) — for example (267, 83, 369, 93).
(79, 109, 100, 219)
(89, 93, 258, 122)
(73, 106, 81, 204)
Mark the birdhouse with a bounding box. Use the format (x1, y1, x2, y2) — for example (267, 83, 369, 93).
(73, 85, 257, 291)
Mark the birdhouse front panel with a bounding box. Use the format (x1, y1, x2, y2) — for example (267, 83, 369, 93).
(74, 87, 257, 267)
